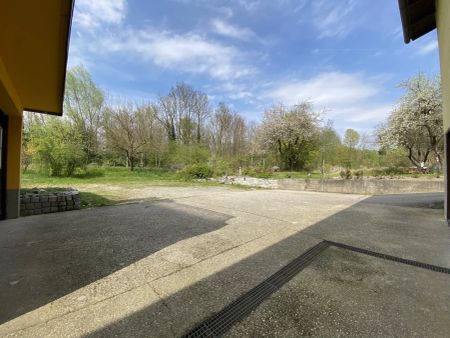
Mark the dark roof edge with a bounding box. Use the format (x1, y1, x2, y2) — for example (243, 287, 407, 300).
(398, 0, 412, 43)
(59, 0, 75, 116)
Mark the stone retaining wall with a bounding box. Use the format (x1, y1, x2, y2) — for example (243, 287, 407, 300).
(219, 176, 444, 194)
(218, 176, 279, 189)
(277, 178, 444, 194)
(20, 189, 81, 217)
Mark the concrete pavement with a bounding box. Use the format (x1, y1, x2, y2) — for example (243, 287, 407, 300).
(0, 188, 448, 337)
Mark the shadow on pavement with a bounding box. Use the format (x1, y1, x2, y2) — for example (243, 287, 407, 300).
(84, 194, 450, 337)
(0, 200, 231, 324)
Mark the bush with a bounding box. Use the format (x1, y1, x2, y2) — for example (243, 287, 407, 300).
(242, 167, 257, 177)
(354, 169, 363, 179)
(339, 168, 352, 179)
(254, 171, 273, 179)
(212, 160, 233, 176)
(366, 166, 408, 178)
(169, 144, 210, 166)
(240, 166, 273, 178)
(30, 117, 87, 176)
(180, 164, 213, 180)
(73, 165, 105, 178)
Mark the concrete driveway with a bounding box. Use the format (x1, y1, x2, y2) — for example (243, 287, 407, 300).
(0, 188, 449, 337)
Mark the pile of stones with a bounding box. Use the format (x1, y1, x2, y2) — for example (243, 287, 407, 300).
(20, 188, 81, 217)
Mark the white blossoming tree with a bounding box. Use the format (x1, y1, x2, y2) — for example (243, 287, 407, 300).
(378, 74, 443, 167)
(259, 102, 320, 171)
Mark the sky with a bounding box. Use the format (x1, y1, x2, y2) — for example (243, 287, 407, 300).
(68, 0, 441, 137)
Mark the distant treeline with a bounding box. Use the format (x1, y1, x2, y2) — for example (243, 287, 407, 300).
(21, 66, 442, 177)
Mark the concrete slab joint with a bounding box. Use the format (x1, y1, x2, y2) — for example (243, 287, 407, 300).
(19, 188, 81, 217)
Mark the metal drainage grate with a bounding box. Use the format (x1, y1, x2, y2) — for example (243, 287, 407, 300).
(183, 241, 330, 338)
(183, 240, 450, 337)
(326, 240, 450, 275)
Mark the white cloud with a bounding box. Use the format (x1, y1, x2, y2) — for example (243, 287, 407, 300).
(74, 0, 127, 29)
(211, 19, 255, 41)
(342, 104, 392, 123)
(311, 0, 359, 39)
(97, 28, 255, 80)
(268, 72, 378, 107)
(416, 40, 438, 55)
(71, 0, 256, 91)
(266, 72, 392, 131)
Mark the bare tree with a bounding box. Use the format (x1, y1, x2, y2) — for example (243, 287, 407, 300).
(210, 103, 247, 161)
(103, 103, 154, 171)
(157, 83, 210, 144)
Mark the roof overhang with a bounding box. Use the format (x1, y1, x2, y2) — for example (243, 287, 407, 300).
(0, 0, 74, 116)
(398, 0, 436, 43)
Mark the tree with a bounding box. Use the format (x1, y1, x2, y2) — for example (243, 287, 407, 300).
(343, 129, 360, 149)
(319, 121, 341, 165)
(210, 103, 247, 162)
(259, 103, 320, 171)
(378, 74, 443, 166)
(157, 83, 210, 144)
(64, 65, 105, 163)
(28, 116, 86, 176)
(103, 103, 154, 171)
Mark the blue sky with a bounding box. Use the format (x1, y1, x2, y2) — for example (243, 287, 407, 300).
(69, 0, 440, 136)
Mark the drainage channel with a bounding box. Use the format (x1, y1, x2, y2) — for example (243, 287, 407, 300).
(182, 241, 330, 338)
(183, 240, 450, 337)
(325, 240, 450, 275)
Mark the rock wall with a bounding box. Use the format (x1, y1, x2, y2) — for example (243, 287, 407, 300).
(218, 176, 279, 189)
(219, 176, 444, 194)
(20, 189, 81, 217)
(277, 178, 444, 194)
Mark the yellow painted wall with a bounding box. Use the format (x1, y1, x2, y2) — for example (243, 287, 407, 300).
(437, 0, 450, 132)
(0, 56, 22, 117)
(0, 56, 23, 218)
(6, 115, 22, 191)
(0, 56, 23, 191)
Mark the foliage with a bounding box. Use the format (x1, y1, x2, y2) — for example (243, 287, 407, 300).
(259, 103, 320, 171)
(366, 166, 409, 178)
(354, 169, 363, 179)
(28, 117, 86, 176)
(180, 163, 214, 180)
(343, 129, 360, 149)
(339, 168, 352, 179)
(169, 143, 210, 166)
(64, 65, 105, 163)
(103, 103, 155, 170)
(22, 67, 444, 181)
(378, 73, 443, 166)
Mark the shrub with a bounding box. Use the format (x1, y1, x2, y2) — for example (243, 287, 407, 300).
(73, 165, 105, 178)
(369, 168, 383, 177)
(354, 169, 363, 179)
(339, 168, 352, 179)
(242, 167, 257, 177)
(30, 117, 87, 176)
(254, 171, 273, 179)
(180, 164, 213, 180)
(212, 160, 233, 177)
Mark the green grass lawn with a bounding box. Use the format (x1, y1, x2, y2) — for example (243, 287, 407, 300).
(21, 167, 181, 187)
(21, 167, 442, 210)
(21, 167, 252, 209)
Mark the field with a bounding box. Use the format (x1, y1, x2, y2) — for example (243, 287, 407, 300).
(21, 167, 442, 209)
(21, 167, 251, 208)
